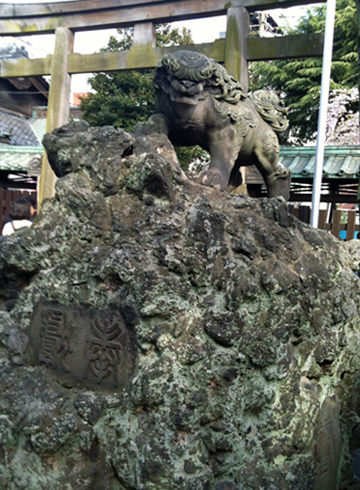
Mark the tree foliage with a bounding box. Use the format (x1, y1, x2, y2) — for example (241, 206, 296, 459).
(80, 25, 193, 131)
(250, 0, 357, 143)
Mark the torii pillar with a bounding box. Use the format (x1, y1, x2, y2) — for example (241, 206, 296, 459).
(39, 27, 74, 207)
(225, 7, 250, 193)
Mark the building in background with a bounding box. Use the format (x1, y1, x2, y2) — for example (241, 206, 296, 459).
(0, 45, 49, 230)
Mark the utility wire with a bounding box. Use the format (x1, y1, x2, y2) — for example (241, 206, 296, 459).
(14, 36, 53, 56)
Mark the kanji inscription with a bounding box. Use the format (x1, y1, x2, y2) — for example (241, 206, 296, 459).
(30, 302, 136, 390)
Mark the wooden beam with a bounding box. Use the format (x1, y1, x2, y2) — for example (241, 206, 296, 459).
(248, 33, 325, 60)
(0, 0, 325, 18)
(29, 76, 49, 99)
(0, 0, 326, 36)
(0, 34, 324, 78)
(1, 0, 186, 18)
(0, 55, 53, 78)
(0, 41, 226, 77)
(1, 55, 53, 78)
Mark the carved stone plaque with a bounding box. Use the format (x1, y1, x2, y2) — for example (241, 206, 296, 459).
(30, 302, 137, 390)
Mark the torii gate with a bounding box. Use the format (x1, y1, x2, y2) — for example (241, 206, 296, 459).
(0, 0, 325, 205)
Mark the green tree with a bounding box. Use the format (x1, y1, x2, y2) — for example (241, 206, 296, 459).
(80, 25, 192, 131)
(250, 0, 357, 143)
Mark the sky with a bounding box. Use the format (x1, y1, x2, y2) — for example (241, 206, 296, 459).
(0, 1, 314, 97)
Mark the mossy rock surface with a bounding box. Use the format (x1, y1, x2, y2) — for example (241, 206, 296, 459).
(0, 122, 360, 489)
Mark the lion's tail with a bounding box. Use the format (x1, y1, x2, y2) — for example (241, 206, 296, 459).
(249, 90, 289, 134)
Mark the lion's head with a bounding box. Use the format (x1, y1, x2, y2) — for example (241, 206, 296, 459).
(153, 50, 247, 106)
(153, 51, 288, 134)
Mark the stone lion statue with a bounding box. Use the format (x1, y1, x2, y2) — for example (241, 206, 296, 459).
(148, 50, 291, 199)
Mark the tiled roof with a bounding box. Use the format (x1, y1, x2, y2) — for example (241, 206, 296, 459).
(0, 111, 42, 147)
(247, 146, 360, 184)
(0, 146, 43, 172)
(280, 146, 360, 179)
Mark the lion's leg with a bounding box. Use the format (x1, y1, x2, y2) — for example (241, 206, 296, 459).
(197, 126, 239, 191)
(253, 129, 291, 200)
(150, 114, 173, 135)
(137, 113, 172, 136)
(228, 158, 243, 189)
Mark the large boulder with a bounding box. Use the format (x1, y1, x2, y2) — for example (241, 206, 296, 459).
(0, 121, 360, 490)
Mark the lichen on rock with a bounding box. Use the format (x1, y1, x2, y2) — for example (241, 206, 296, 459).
(0, 121, 359, 489)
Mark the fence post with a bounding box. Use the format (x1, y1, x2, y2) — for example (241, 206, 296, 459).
(318, 209, 327, 230)
(346, 210, 356, 241)
(298, 206, 310, 224)
(332, 209, 342, 238)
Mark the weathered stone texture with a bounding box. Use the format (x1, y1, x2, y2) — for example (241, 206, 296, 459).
(0, 121, 360, 489)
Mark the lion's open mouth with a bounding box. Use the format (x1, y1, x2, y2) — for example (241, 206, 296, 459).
(170, 77, 204, 96)
(169, 94, 199, 105)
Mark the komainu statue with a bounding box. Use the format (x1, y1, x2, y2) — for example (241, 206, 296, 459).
(149, 50, 291, 199)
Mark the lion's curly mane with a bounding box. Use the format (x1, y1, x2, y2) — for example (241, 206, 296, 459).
(154, 51, 289, 134)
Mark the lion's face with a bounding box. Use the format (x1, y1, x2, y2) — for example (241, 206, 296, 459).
(164, 75, 205, 105)
(154, 50, 246, 107)
(154, 51, 213, 105)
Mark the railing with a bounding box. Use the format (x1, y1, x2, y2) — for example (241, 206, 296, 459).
(289, 205, 359, 240)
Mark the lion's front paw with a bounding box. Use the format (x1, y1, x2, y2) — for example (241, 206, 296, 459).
(267, 167, 291, 200)
(198, 169, 228, 191)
